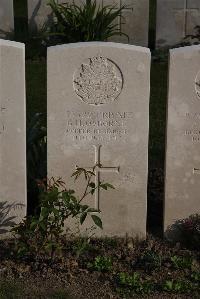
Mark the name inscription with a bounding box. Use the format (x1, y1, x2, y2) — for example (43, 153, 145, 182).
(66, 110, 134, 142)
(184, 112, 200, 143)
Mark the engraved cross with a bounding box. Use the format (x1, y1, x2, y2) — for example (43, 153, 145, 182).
(77, 145, 120, 211)
(174, 0, 200, 38)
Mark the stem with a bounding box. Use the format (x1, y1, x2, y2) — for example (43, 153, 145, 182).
(78, 167, 95, 203)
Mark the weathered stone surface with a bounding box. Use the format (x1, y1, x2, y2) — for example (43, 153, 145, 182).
(0, 40, 26, 236)
(165, 45, 200, 232)
(104, 0, 149, 46)
(156, 0, 200, 48)
(0, 0, 14, 38)
(47, 42, 150, 237)
(28, 0, 149, 46)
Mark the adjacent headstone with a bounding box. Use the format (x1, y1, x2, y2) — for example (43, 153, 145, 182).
(0, 0, 14, 38)
(104, 0, 149, 46)
(0, 40, 26, 236)
(47, 42, 150, 237)
(27, 0, 71, 33)
(28, 0, 149, 46)
(165, 45, 200, 232)
(156, 0, 200, 48)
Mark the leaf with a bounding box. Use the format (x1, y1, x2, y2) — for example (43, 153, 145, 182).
(100, 183, 115, 190)
(80, 212, 87, 225)
(30, 220, 38, 230)
(40, 207, 49, 218)
(39, 221, 46, 231)
(91, 215, 103, 229)
(87, 208, 98, 213)
(89, 182, 95, 188)
(81, 205, 89, 212)
(91, 189, 95, 195)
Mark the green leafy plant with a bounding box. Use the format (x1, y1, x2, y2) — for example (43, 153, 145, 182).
(167, 214, 200, 250)
(46, 0, 129, 45)
(13, 167, 114, 257)
(72, 226, 95, 258)
(117, 272, 153, 295)
(140, 250, 162, 271)
(163, 279, 193, 293)
(170, 255, 193, 270)
(87, 255, 113, 272)
(177, 214, 200, 250)
(190, 271, 200, 291)
(191, 271, 200, 283)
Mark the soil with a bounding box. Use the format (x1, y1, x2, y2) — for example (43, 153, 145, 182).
(0, 236, 199, 299)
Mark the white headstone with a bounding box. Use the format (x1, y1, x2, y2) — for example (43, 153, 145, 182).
(28, 0, 149, 46)
(165, 45, 200, 232)
(156, 0, 200, 48)
(47, 42, 150, 237)
(0, 0, 14, 38)
(0, 40, 26, 236)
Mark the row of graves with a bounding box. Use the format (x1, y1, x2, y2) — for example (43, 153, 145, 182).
(0, 38, 200, 238)
(1, 0, 200, 48)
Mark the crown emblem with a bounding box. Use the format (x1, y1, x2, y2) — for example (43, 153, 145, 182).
(73, 56, 123, 105)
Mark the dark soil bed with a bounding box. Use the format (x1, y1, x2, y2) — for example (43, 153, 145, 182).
(0, 236, 199, 298)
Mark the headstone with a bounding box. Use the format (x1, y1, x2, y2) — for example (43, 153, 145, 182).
(27, 0, 70, 33)
(103, 0, 149, 46)
(165, 45, 200, 232)
(28, 0, 149, 46)
(0, 0, 14, 38)
(156, 0, 200, 48)
(47, 42, 150, 237)
(0, 40, 26, 236)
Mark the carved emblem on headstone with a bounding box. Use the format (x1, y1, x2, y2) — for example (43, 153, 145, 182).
(73, 56, 123, 105)
(195, 70, 200, 99)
